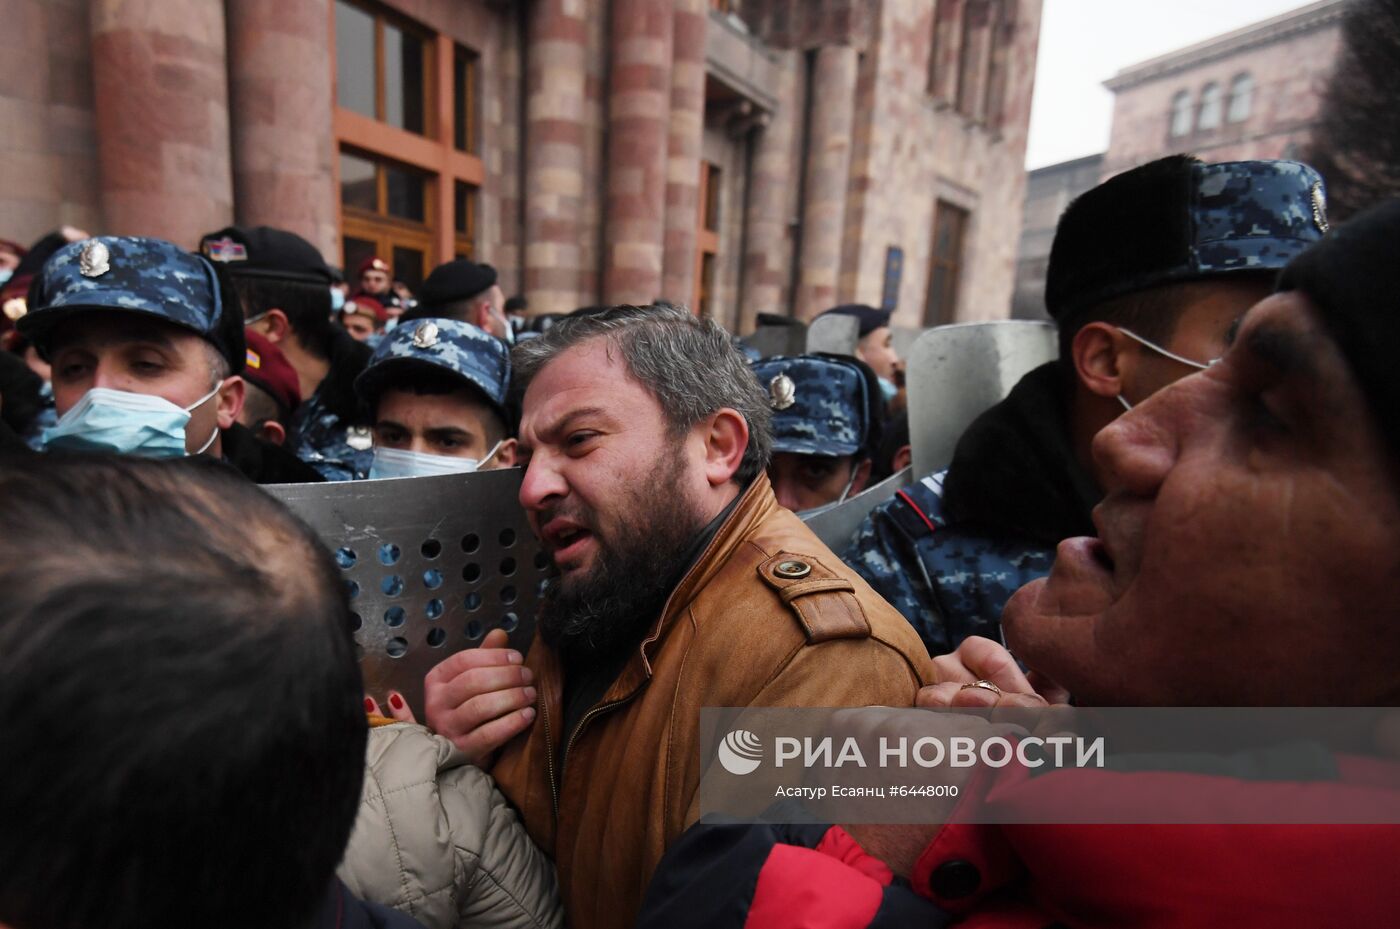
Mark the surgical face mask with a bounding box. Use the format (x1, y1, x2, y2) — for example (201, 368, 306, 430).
(367, 439, 503, 480)
(877, 376, 898, 403)
(1115, 327, 1218, 412)
(329, 287, 346, 313)
(0, 268, 12, 286)
(43, 383, 223, 458)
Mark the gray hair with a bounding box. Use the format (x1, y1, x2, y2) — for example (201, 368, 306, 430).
(512, 304, 773, 484)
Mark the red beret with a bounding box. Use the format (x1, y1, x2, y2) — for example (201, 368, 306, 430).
(357, 256, 390, 277)
(242, 329, 301, 412)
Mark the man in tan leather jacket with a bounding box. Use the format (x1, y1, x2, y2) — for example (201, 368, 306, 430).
(424, 304, 933, 929)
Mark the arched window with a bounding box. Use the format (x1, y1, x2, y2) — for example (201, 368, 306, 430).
(1169, 90, 1193, 137)
(1197, 82, 1223, 130)
(1227, 72, 1254, 123)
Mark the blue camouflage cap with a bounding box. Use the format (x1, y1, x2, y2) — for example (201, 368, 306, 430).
(1047, 156, 1329, 320)
(751, 354, 871, 458)
(355, 316, 511, 419)
(19, 235, 244, 371)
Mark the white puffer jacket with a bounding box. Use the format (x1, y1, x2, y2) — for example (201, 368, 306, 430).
(338, 722, 563, 929)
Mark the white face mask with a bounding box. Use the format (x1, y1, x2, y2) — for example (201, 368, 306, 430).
(367, 439, 503, 480)
(1115, 327, 1218, 411)
(43, 383, 222, 458)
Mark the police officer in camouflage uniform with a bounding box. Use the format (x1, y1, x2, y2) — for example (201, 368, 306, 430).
(842, 156, 1330, 655)
(355, 316, 516, 479)
(17, 235, 323, 483)
(199, 225, 375, 482)
(752, 353, 882, 515)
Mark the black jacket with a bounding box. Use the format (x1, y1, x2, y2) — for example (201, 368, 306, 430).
(221, 422, 325, 485)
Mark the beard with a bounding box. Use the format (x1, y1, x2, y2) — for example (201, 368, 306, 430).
(537, 448, 707, 670)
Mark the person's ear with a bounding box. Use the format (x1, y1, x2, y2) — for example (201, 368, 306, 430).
(492, 437, 518, 468)
(258, 309, 292, 344)
(849, 457, 873, 495)
(1071, 322, 1132, 400)
(892, 444, 912, 473)
(256, 419, 287, 446)
(699, 408, 748, 487)
(216, 376, 245, 430)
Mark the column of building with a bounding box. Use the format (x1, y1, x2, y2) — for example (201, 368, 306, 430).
(740, 49, 801, 329)
(659, 0, 708, 309)
(224, 0, 338, 258)
(523, 0, 591, 314)
(88, 0, 234, 246)
(602, 0, 675, 305)
(794, 44, 858, 319)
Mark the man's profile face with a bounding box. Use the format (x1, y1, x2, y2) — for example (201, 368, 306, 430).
(768, 452, 866, 512)
(1004, 292, 1400, 706)
(516, 339, 707, 589)
(48, 313, 230, 454)
(360, 268, 391, 294)
(374, 387, 511, 464)
(857, 326, 899, 382)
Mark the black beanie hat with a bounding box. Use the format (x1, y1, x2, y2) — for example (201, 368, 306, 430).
(1276, 197, 1400, 461)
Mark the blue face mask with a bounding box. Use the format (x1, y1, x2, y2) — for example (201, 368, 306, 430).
(43, 384, 222, 458)
(878, 377, 898, 402)
(367, 440, 503, 480)
(330, 287, 346, 313)
(0, 268, 12, 286)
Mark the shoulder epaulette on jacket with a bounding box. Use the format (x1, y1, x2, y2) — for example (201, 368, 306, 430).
(884, 471, 949, 542)
(756, 550, 871, 643)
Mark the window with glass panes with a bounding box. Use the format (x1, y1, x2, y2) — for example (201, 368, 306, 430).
(332, 0, 482, 286)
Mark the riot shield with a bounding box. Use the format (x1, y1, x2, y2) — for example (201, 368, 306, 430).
(743, 322, 808, 359)
(801, 465, 912, 552)
(263, 467, 546, 717)
(906, 321, 1057, 479)
(805, 313, 859, 356)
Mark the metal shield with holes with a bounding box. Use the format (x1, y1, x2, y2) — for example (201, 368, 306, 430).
(262, 467, 547, 718)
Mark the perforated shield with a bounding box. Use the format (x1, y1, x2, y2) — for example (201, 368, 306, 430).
(906, 321, 1057, 479)
(800, 466, 912, 551)
(263, 467, 547, 717)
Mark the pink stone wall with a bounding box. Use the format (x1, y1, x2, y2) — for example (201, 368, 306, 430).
(90, 0, 235, 246)
(1104, 22, 1342, 177)
(226, 0, 337, 257)
(602, 0, 675, 305)
(0, 0, 102, 244)
(839, 0, 1041, 325)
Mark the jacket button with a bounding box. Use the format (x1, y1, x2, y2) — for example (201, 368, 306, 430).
(928, 860, 980, 900)
(774, 559, 811, 579)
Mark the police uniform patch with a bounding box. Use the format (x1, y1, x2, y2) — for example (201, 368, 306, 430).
(346, 425, 374, 451)
(769, 373, 796, 411)
(203, 236, 248, 263)
(79, 240, 110, 278)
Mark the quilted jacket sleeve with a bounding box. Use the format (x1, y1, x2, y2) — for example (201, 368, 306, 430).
(338, 722, 563, 929)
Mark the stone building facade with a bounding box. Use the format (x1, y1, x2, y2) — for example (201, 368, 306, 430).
(1011, 152, 1101, 320)
(2, 0, 1042, 332)
(1013, 0, 1344, 323)
(1102, 0, 1345, 177)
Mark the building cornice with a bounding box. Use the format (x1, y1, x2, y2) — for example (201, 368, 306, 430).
(1103, 0, 1347, 92)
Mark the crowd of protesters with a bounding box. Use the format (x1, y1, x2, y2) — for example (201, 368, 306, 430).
(2, 151, 1398, 929)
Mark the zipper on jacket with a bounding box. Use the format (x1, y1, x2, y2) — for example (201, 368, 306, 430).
(541, 696, 560, 816)
(548, 693, 640, 816)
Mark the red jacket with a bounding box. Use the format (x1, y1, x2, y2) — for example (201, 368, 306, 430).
(639, 756, 1400, 928)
